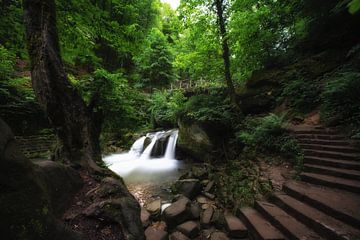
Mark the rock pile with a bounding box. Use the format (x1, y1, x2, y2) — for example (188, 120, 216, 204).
(141, 165, 248, 240)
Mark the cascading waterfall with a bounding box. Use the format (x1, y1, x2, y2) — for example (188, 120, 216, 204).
(103, 129, 182, 183)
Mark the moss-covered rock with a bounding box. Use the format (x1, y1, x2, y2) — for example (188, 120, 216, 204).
(177, 120, 213, 161)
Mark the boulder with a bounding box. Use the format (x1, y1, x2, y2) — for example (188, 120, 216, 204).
(146, 199, 162, 220)
(204, 180, 215, 193)
(35, 160, 83, 216)
(89, 177, 146, 240)
(190, 202, 201, 219)
(175, 179, 202, 199)
(141, 208, 151, 228)
(200, 207, 214, 228)
(176, 221, 200, 238)
(224, 214, 247, 238)
(210, 231, 229, 240)
(177, 120, 213, 161)
(191, 165, 208, 179)
(144, 226, 168, 240)
(211, 209, 226, 229)
(162, 196, 192, 228)
(0, 118, 81, 240)
(170, 231, 191, 240)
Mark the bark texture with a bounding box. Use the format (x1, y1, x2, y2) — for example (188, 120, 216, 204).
(215, 0, 241, 110)
(23, 0, 101, 170)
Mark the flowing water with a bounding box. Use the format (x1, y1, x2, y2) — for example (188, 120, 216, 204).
(103, 129, 186, 205)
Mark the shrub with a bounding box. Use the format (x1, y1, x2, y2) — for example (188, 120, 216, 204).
(236, 113, 303, 165)
(280, 77, 321, 113)
(149, 89, 186, 127)
(321, 72, 360, 135)
(0, 45, 15, 80)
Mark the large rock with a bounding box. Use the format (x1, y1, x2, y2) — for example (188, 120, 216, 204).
(200, 207, 214, 228)
(144, 226, 168, 240)
(141, 208, 151, 228)
(0, 118, 81, 240)
(177, 120, 213, 161)
(35, 160, 82, 216)
(170, 231, 191, 240)
(85, 177, 145, 240)
(175, 179, 202, 199)
(210, 231, 229, 240)
(162, 196, 192, 228)
(146, 199, 162, 220)
(176, 221, 200, 238)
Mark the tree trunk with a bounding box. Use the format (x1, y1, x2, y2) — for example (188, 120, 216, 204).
(215, 0, 241, 110)
(23, 0, 102, 171)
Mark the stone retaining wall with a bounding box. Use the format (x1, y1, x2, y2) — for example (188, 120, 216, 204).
(15, 134, 57, 159)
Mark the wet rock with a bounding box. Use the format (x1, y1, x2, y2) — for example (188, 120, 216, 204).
(152, 221, 167, 231)
(170, 231, 191, 240)
(191, 165, 208, 179)
(196, 195, 214, 205)
(204, 180, 215, 193)
(144, 226, 168, 240)
(146, 199, 162, 220)
(201, 207, 214, 228)
(175, 179, 202, 199)
(177, 121, 214, 161)
(224, 214, 247, 238)
(211, 209, 225, 229)
(176, 221, 200, 238)
(203, 192, 215, 200)
(84, 198, 144, 239)
(163, 196, 192, 228)
(141, 208, 151, 228)
(190, 203, 201, 219)
(210, 231, 229, 240)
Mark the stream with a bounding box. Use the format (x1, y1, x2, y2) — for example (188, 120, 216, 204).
(103, 129, 187, 205)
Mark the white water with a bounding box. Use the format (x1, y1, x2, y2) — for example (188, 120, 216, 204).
(103, 129, 183, 184)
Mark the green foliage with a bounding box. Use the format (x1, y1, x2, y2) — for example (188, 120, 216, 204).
(348, 0, 360, 13)
(149, 89, 186, 127)
(56, 0, 158, 69)
(321, 72, 360, 135)
(178, 92, 236, 127)
(213, 160, 272, 208)
(280, 77, 321, 113)
(236, 114, 303, 165)
(0, 45, 15, 80)
(135, 28, 176, 89)
(76, 69, 150, 134)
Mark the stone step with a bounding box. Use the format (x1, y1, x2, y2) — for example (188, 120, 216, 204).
(304, 156, 360, 170)
(300, 172, 360, 193)
(271, 192, 360, 240)
(255, 201, 322, 240)
(298, 138, 354, 146)
(238, 207, 285, 240)
(304, 164, 360, 180)
(300, 144, 359, 154)
(296, 134, 346, 140)
(283, 181, 360, 228)
(303, 149, 360, 161)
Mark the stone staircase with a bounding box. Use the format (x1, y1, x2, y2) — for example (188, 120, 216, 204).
(238, 125, 360, 240)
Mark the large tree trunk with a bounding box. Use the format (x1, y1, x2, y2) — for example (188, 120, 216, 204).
(215, 0, 241, 110)
(23, 0, 102, 171)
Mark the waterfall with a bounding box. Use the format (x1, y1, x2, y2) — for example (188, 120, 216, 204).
(164, 130, 178, 159)
(140, 132, 162, 159)
(129, 136, 146, 156)
(103, 129, 182, 182)
(139, 129, 178, 160)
